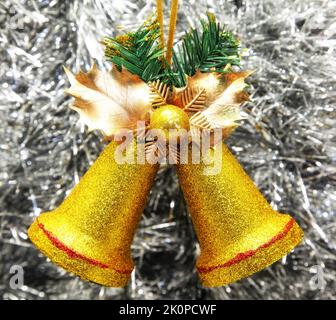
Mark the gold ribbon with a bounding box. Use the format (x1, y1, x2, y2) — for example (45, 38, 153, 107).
(156, 0, 179, 64)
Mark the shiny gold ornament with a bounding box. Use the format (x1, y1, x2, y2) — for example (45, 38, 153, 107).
(176, 143, 303, 287)
(150, 104, 190, 141)
(26, 3, 304, 289)
(28, 141, 159, 286)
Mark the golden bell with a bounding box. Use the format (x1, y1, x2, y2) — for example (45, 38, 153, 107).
(176, 142, 304, 287)
(28, 140, 158, 287)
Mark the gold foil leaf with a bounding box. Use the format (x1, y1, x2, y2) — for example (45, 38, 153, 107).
(64, 63, 152, 137)
(187, 70, 252, 133)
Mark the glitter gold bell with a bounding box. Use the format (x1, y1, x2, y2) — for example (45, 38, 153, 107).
(28, 141, 159, 287)
(176, 143, 304, 287)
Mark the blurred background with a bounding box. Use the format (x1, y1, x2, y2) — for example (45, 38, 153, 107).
(0, 0, 335, 300)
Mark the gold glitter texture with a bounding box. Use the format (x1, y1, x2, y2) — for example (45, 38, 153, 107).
(150, 104, 190, 132)
(176, 143, 304, 287)
(28, 141, 159, 287)
(150, 104, 190, 141)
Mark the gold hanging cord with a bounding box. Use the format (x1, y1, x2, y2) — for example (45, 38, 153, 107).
(156, 0, 179, 65)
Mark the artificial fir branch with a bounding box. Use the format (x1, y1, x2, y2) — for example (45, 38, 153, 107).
(172, 13, 241, 86)
(103, 14, 241, 88)
(103, 19, 167, 83)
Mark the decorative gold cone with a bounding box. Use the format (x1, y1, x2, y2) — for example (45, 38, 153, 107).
(176, 143, 304, 287)
(28, 141, 159, 287)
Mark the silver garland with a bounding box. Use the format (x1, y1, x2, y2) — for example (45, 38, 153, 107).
(0, 0, 335, 300)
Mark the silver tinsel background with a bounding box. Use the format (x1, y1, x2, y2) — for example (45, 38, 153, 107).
(0, 0, 335, 300)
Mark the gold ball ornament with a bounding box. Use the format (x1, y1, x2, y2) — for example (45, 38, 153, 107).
(150, 104, 190, 142)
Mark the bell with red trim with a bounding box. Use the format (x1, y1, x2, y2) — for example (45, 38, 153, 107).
(176, 143, 303, 287)
(28, 140, 159, 287)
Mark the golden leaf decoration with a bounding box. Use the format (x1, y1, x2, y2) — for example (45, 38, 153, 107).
(180, 87, 207, 113)
(64, 63, 152, 137)
(183, 70, 252, 137)
(168, 70, 251, 143)
(148, 80, 170, 109)
(190, 110, 239, 146)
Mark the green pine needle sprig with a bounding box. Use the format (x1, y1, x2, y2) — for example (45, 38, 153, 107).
(103, 14, 241, 88)
(103, 19, 167, 83)
(172, 13, 241, 86)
